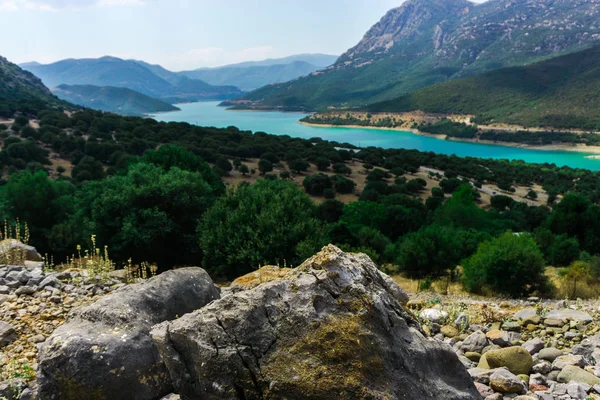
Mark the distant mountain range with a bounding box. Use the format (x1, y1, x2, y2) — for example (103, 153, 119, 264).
(21, 56, 243, 104)
(53, 84, 179, 116)
(238, 0, 600, 110)
(179, 54, 337, 91)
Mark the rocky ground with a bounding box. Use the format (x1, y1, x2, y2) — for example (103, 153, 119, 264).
(411, 293, 600, 399)
(0, 262, 125, 399)
(2, 248, 600, 399)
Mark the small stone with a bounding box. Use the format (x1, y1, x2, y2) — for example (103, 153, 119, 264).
(0, 322, 17, 348)
(552, 354, 585, 370)
(522, 337, 544, 355)
(489, 368, 527, 394)
(15, 286, 36, 296)
(441, 325, 459, 338)
(538, 347, 563, 362)
(419, 308, 448, 324)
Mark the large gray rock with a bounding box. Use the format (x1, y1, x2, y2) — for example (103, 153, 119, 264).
(36, 267, 220, 400)
(0, 239, 42, 263)
(0, 321, 17, 347)
(152, 245, 480, 400)
(544, 309, 593, 323)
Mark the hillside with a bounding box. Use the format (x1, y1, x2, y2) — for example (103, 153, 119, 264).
(21, 56, 243, 103)
(367, 46, 600, 130)
(238, 0, 600, 110)
(0, 56, 57, 103)
(216, 53, 337, 69)
(179, 61, 325, 91)
(52, 84, 180, 116)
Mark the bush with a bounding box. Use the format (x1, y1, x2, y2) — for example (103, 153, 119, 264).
(199, 180, 325, 279)
(258, 159, 273, 175)
(463, 232, 547, 297)
(323, 188, 335, 199)
(303, 174, 333, 196)
(331, 174, 356, 194)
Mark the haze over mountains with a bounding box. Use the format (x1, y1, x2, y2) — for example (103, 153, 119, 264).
(239, 0, 600, 110)
(179, 54, 337, 91)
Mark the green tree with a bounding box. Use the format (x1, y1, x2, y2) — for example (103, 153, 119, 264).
(239, 164, 250, 176)
(81, 162, 221, 267)
(199, 180, 325, 279)
(463, 232, 547, 297)
(258, 159, 273, 175)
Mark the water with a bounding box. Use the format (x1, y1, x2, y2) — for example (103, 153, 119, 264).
(151, 102, 600, 171)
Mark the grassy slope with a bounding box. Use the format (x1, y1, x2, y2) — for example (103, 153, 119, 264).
(367, 46, 600, 130)
(53, 84, 180, 116)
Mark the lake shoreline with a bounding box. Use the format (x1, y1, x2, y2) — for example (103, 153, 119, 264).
(299, 121, 600, 155)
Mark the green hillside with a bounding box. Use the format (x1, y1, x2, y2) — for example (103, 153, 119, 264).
(238, 0, 600, 111)
(367, 46, 600, 131)
(53, 84, 180, 116)
(0, 56, 67, 116)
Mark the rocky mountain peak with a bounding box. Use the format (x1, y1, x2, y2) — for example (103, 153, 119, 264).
(338, 0, 472, 65)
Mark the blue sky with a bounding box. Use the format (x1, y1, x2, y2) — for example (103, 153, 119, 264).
(0, 0, 486, 70)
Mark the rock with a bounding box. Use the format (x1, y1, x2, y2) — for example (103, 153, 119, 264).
(552, 354, 585, 370)
(475, 381, 494, 397)
(36, 267, 220, 400)
(486, 330, 520, 347)
(484, 394, 503, 400)
(152, 245, 480, 400)
(544, 318, 564, 327)
(455, 312, 470, 329)
(441, 325, 459, 338)
(557, 365, 600, 386)
(0, 239, 42, 262)
(489, 368, 527, 394)
(0, 379, 26, 400)
(461, 330, 489, 353)
(514, 308, 537, 320)
(0, 322, 17, 348)
(469, 367, 494, 384)
(567, 381, 589, 399)
(522, 337, 544, 355)
(465, 352, 481, 362)
(14, 286, 36, 296)
(501, 321, 521, 332)
(38, 276, 61, 290)
(419, 308, 449, 324)
(545, 309, 593, 323)
(538, 347, 563, 362)
(0, 285, 9, 294)
(479, 346, 533, 375)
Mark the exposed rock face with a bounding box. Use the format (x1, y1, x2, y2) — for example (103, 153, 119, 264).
(152, 245, 479, 400)
(36, 268, 220, 400)
(0, 240, 42, 263)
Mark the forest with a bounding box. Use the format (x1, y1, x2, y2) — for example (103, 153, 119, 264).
(3, 106, 600, 297)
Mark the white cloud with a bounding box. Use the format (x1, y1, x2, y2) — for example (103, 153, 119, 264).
(0, 0, 145, 12)
(0, 0, 57, 12)
(95, 0, 145, 7)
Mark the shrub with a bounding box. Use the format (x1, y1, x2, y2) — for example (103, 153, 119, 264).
(323, 188, 335, 199)
(463, 232, 547, 297)
(303, 174, 333, 196)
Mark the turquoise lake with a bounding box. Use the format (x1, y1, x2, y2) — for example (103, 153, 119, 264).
(151, 101, 600, 171)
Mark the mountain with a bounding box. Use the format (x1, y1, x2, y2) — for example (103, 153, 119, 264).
(239, 0, 600, 110)
(179, 61, 324, 91)
(213, 54, 338, 69)
(178, 54, 338, 91)
(367, 46, 600, 130)
(0, 56, 57, 103)
(52, 84, 180, 116)
(21, 57, 243, 103)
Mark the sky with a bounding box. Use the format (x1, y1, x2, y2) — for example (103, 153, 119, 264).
(0, 0, 486, 71)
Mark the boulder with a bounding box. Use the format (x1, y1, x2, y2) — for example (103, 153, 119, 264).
(36, 267, 220, 400)
(557, 365, 600, 387)
(514, 308, 537, 321)
(152, 245, 480, 400)
(552, 354, 585, 370)
(479, 346, 533, 375)
(545, 309, 593, 323)
(420, 308, 449, 324)
(538, 347, 563, 362)
(0, 239, 42, 262)
(0, 321, 17, 347)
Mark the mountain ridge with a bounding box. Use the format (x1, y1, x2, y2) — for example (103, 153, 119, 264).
(21, 57, 243, 103)
(238, 0, 600, 110)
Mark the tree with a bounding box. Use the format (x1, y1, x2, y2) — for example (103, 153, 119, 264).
(315, 156, 330, 171)
(331, 174, 356, 194)
(72, 156, 104, 182)
(303, 174, 333, 196)
(280, 170, 291, 180)
(316, 199, 345, 223)
(258, 159, 273, 175)
(289, 160, 310, 174)
(198, 180, 325, 279)
(463, 232, 547, 297)
(548, 234, 580, 267)
(527, 190, 538, 200)
(239, 164, 250, 176)
(215, 157, 233, 176)
(333, 163, 352, 175)
(491, 195, 514, 211)
(562, 261, 590, 298)
(81, 162, 221, 267)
